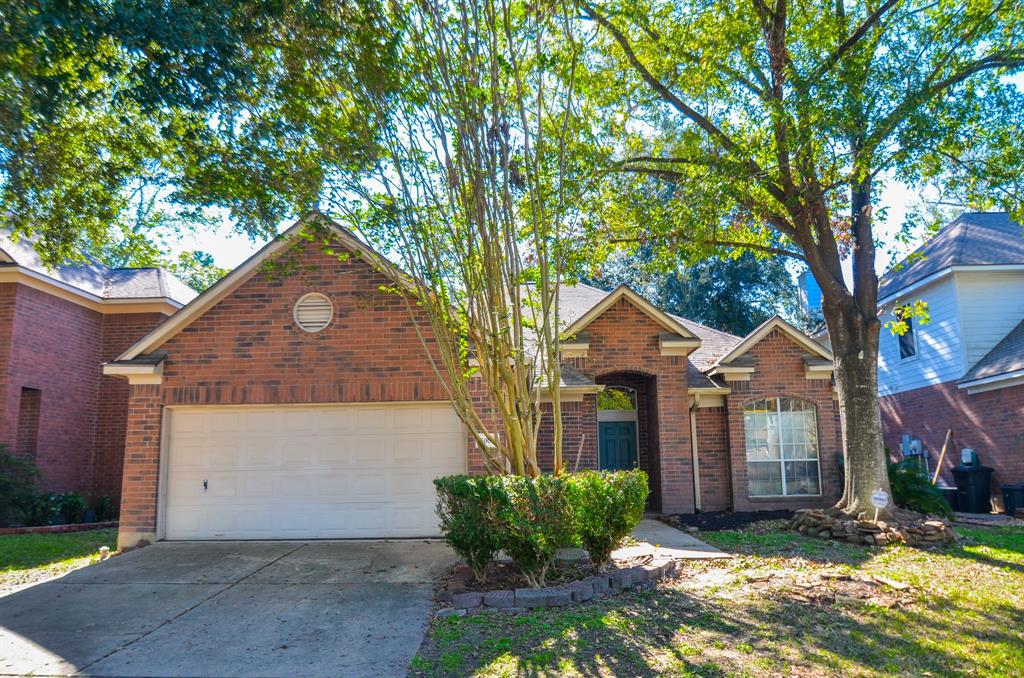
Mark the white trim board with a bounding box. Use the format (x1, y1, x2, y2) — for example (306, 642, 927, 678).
(713, 315, 833, 367)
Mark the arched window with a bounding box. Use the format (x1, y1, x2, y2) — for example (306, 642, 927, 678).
(598, 386, 637, 411)
(743, 398, 821, 497)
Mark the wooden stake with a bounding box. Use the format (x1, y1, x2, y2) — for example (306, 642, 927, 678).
(932, 429, 953, 485)
(572, 434, 587, 472)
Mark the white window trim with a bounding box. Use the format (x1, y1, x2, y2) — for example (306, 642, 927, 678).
(744, 397, 823, 498)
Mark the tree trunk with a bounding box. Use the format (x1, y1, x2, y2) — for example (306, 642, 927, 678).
(822, 297, 893, 519)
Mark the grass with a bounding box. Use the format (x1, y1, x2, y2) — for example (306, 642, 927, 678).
(0, 528, 117, 593)
(413, 524, 1024, 677)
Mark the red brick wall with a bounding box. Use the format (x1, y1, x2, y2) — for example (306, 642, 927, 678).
(881, 381, 1024, 488)
(157, 242, 446, 406)
(724, 329, 842, 512)
(0, 282, 166, 504)
(119, 383, 163, 547)
(0, 284, 103, 496)
(695, 406, 731, 512)
(562, 297, 694, 513)
(535, 396, 599, 473)
(93, 312, 169, 504)
(118, 237, 449, 545)
(15, 387, 41, 457)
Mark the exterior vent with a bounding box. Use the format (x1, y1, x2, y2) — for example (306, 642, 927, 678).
(294, 293, 333, 333)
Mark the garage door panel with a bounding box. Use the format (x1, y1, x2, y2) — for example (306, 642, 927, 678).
(164, 403, 464, 540)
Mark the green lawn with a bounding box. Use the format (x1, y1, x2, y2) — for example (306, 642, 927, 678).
(412, 524, 1024, 677)
(0, 528, 117, 593)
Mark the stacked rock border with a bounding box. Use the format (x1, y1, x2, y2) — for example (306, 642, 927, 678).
(436, 557, 677, 618)
(790, 508, 956, 546)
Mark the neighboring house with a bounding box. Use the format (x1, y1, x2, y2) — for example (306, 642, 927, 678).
(0, 231, 196, 506)
(877, 212, 1024, 489)
(106, 213, 842, 549)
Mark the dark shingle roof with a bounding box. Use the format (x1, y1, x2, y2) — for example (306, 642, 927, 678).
(879, 212, 1024, 299)
(960, 318, 1024, 384)
(0, 230, 197, 305)
(558, 283, 742, 371)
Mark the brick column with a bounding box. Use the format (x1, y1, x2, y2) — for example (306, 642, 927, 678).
(118, 383, 163, 550)
(657, 367, 695, 514)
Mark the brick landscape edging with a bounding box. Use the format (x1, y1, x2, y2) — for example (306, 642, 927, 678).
(435, 557, 678, 618)
(0, 521, 118, 536)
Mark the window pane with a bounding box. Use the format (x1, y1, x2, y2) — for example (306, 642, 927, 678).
(748, 461, 783, 496)
(784, 461, 821, 495)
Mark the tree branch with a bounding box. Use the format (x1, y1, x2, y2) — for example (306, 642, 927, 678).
(808, 0, 904, 83)
(580, 1, 788, 205)
(608, 232, 806, 261)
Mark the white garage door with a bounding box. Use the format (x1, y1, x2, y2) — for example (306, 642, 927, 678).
(163, 403, 465, 540)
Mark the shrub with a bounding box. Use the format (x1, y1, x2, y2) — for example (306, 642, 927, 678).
(434, 476, 504, 582)
(93, 496, 118, 522)
(0, 448, 41, 526)
(57, 492, 88, 524)
(888, 460, 953, 518)
(567, 469, 649, 569)
(492, 474, 574, 588)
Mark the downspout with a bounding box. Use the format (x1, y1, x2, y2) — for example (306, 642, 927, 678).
(689, 393, 702, 512)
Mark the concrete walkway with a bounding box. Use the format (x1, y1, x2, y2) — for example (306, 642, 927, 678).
(617, 519, 731, 560)
(0, 540, 457, 678)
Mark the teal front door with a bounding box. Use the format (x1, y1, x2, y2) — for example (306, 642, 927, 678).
(599, 421, 638, 470)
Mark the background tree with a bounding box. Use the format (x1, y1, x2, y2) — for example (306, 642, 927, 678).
(576, 0, 1024, 516)
(587, 248, 804, 335)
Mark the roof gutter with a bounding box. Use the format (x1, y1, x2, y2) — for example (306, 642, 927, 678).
(957, 369, 1024, 394)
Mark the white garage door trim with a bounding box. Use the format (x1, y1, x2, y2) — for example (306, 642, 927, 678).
(157, 402, 466, 541)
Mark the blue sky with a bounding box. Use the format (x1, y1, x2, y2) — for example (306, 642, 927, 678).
(169, 179, 927, 283)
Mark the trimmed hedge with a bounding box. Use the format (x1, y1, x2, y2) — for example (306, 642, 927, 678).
(567, 470, 649, 569)
(434, 469, 648, 587)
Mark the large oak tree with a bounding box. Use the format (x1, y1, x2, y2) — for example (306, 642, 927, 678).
(576, 0, 1024, 515)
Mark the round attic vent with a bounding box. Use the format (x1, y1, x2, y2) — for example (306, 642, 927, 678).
(294, 293, 333, 333)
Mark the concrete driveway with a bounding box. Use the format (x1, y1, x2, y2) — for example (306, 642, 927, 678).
(0, 540, 457, 677)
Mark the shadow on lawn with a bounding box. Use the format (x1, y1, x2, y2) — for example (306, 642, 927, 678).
(416, 583, 1024, 677)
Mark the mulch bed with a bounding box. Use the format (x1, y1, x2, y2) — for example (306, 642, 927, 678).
(669, 510, 794, 532)
(0, 521, 118, 536)
(443, 553, 659, 595)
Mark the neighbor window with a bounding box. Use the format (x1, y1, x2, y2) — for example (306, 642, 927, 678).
(744, 397, 821, 497)
(895, 306, 917, 360)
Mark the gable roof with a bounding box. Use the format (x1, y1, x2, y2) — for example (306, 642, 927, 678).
(558, 282, 742, 371)
(114, 212, 407, 361)
(711, 315, 832, 367)
(561, 284, 700, 341)
(879, 212, 1024, 300)
(0, 229, 197, 306)
(959, 317, 1024, 388)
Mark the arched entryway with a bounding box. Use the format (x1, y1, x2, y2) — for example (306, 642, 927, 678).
(596, 371, 660, 510)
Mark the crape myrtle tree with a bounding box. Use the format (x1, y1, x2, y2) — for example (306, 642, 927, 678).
(337, 0, 593, 476)
(575, 0, 1024, 516)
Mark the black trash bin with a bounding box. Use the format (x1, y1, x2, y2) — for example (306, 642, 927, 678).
(1001, 484, 1024, 516)
(952, 465, 994, 514)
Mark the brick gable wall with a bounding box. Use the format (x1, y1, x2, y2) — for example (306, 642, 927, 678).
(724, 329, 842, 511)
(118, 238, 448, 546)
(881, 382, 1024, 490)
(562, 297, 695, 513)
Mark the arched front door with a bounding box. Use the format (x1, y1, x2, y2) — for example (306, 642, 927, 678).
(597, 386, 639, 470)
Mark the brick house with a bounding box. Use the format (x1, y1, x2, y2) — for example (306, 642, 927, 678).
(0, 230, 196, 506)
(877, 212, 1024, 494)
(106, 214, 842, 549)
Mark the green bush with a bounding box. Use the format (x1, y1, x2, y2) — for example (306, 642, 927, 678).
(93, 496, 118, 522)
(491, 474, 574, 588)
(888, 460, 953, 518)
(434, 476, 504, 582)
(567, 470, 649, 569)
(0, 447, 42, 526)
(57, 492, 88, 524)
